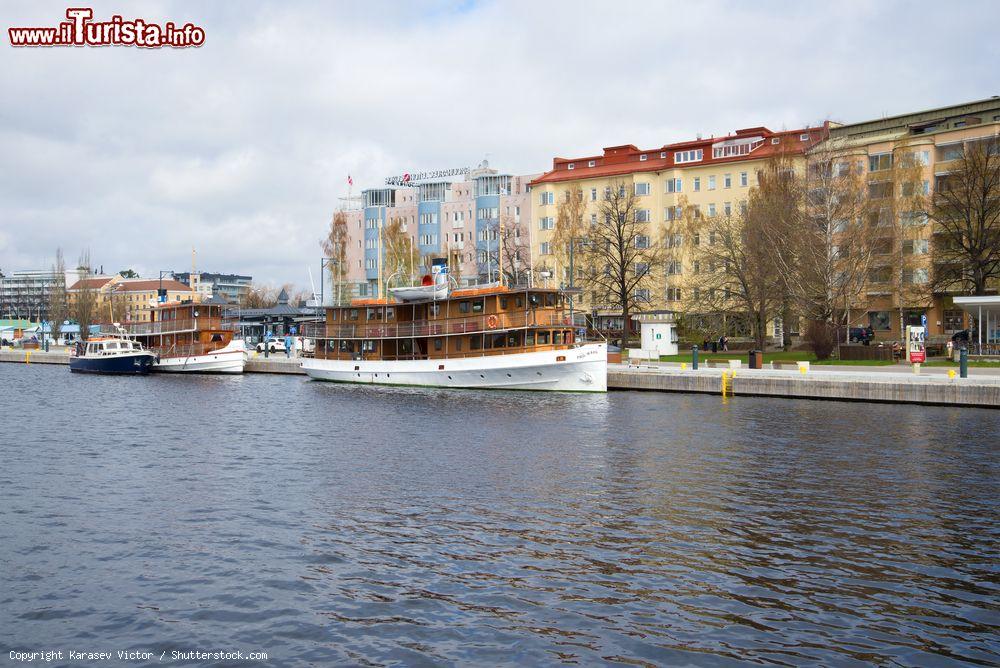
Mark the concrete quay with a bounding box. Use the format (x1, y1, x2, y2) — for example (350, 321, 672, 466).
(609, 363, 1000, 408)
(0, 349, 70, 365)
(245, 355, 306, 374)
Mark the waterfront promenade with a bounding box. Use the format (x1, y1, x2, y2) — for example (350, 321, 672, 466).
(3, 348, 998, 407)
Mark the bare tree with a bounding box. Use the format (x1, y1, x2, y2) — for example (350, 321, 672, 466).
(72, 250, 97, 340)
(242, 283, 279, 309)
(770, 144, 880, 337)
(382, 216, 418, 287)
(321, 211, 350, 304)
(579, 181, 664, 338)
(685, 187, 784, 352)
(47, 248, 68, 340)
(552, 187, 589, 288)
(465, 215, 532, 287)
(927, 136, 1000, 295)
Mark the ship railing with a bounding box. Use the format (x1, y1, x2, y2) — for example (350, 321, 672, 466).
(151, 341, 236, 358)
(303, 312, 573, 340)
(122, 318, 234, 336)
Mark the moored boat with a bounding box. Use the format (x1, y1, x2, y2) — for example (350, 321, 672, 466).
(301, 280, 606, 392)
(125, 299, 245, 374)
(69, 335, 156, 375)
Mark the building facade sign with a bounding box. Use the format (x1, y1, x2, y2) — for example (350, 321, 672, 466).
(385, 167, 469, 186)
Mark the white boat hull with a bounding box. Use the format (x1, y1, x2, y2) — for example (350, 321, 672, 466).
(300, 343, 607, 392)
(153, 342, 246, 374)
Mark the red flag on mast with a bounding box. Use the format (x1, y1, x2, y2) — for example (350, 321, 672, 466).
(348, 174, 353, 186)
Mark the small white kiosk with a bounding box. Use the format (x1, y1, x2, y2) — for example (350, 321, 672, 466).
(628, 311, 678, 360)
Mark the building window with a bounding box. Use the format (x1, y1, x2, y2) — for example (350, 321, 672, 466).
(674, 149, 703, 164)
(724, 202, 731, 216)
(567, 163, 575, 170)
(693, 177, 701, 192)
(590, 188, 597, 201)
(800, 133, 810, 141)
(708, 203, 717, 217)
(538, 216, 554, 230)
(708, 175, 716, 190)
(635, 235, 649, 249)
(901, 211, 928, 227)
(639, 154, 648, 161)
(635, 182, 650, 196)
(869, 153, 893, 172)
(660, 151, 667, 158)
(723, 174, 732, 189)
(665, 178, 682, 193)
(903, 268, 929, 284)
(771, 137, 780, 145)
(588, 160, 596, 167)
(540, 192, 554, 205)
(635, 209, 651, 222)
(903, 239, 929, 254)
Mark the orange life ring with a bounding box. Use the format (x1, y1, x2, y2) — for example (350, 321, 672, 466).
(487, 315, 499, 329)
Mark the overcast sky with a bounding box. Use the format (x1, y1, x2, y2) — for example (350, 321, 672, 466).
(2, 0, 997, 288)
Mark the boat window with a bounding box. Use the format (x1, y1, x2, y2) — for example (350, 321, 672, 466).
(429, 304, 440, 317)
(349, 309, 359, 321)
(211, 334, 223, 342)
(529, 294, 540, 306)
(472, 299, 485, 313)
(500, 297, 508, 309)
(482, 335, 492, 349)
(367, 308, 379, 321)
(545, 294, 556, 307)
(107, 341, 119, 350)
(87, 343, 98, 355)
(507, 332, 519, 347)
(400, 339, 412, 355)
(328, 340, 338, 352)
(385, 308, 395, 320)
(516, 296, 524, 308)
(538, 332, 550, 345)
(554, 332, 563, 345)
(459, 301, 470, 314)
(362, 340, 377, 353)
(492, 334, 505, 348)
(525, 332, 535, 346)
(470, 336, 481, 350)
(339, 340, 352, 353)
(330, 310, 338, 321)
(434, 338, 443, 351)
(455, 337, 462, 351)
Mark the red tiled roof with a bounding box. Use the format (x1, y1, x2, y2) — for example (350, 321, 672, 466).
(112, 279, 191, 292)
(67, 276, 114, 291)
(530, 124, 829, 186)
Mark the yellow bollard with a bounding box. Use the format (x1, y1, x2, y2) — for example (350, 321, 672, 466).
(680, 362, 687, 370)
(799, 365, 806, 374)
(948, 369, 956, 379)
(25, 351, 31, 364)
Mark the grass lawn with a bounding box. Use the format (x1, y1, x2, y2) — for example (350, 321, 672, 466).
(655, 351, 896, 366)
(924, 359, 1000, 368)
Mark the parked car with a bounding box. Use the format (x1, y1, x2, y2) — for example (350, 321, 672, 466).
(255, 338, 286, 354)
(848, 327, 870, 343)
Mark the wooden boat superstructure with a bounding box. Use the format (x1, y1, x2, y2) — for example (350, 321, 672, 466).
(125, 300, 246, 374)
(301, 285, 606, 392)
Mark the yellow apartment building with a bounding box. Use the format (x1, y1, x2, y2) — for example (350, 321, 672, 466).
(529, 125, 827, 332)
(813, 97, 1000, 343)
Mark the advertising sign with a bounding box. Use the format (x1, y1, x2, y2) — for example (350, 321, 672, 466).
(906, 325, 926, 364)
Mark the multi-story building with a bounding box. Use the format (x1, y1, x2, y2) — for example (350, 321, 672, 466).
(339, 161, 539, 299)
(528, 125, 827, 327)
(0, 268, 88, 321)
(174, 272, 252, 304)
(813, 97, 1000, 341)
(67, 275, 195, 322)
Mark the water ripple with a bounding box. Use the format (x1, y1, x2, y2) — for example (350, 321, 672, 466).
(1, 365, 998, 665)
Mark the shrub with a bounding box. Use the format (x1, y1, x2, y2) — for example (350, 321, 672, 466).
(805, 320, 837, 360)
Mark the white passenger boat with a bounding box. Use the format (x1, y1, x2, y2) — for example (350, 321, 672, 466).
(125, 300, 246, 374)
(301, 283, 606, 392)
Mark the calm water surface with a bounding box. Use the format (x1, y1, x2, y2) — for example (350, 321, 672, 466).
(1, 364, 998, 666)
